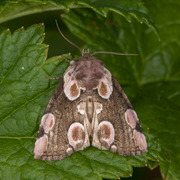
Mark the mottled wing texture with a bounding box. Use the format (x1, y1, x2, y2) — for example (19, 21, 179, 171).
(34, 79, 88, 160)
(34, 54, 147, 161)
(93, 76, 147, 156)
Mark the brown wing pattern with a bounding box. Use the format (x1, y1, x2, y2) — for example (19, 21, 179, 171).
(34, 79, 86, 160)
(94, 76, 147, 156)
(34, 77, 147, 161)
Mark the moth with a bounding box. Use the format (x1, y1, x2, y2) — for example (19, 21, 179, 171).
(34, 23, 147, 161)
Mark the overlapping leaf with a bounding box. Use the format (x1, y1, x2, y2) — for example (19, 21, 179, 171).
(0, 0, 156, 33)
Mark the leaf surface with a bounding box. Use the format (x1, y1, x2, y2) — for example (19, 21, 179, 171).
(0, 0, 156, 33)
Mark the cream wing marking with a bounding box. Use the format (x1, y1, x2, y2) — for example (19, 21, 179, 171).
(98, 68, 113, 99)
(64, 65, 113, 101)
(34, 135, 48, 159)
(92, 102, 103, 148)
(67, 122, 85, 151)
(64, 65, 81, 101)
(40, 113, 55, 133)
(76, 102, 91, 149)
(125, 109, 147, 152)
(34, 113, 56, 159)
(92, 103, 116, 151)
(97, 121, 115, 149)
(125, 109, 138, 129)
(133, 130, 147, 151)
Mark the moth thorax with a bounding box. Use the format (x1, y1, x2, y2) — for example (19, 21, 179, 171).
(74, 59, 105, 90)
(83, 79, 99, 90)
(77, 80, 85, 89)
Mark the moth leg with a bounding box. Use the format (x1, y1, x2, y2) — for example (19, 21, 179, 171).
(60, 55, 71, 62)
(46, 76, 62, 80)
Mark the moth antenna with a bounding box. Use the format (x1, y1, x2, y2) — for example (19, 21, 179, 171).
(55, 20, 83, 55)
(91, 51, 138, 56)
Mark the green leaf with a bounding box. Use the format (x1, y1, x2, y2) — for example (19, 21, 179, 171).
(0, 0, 157, 33)
(61, 0, 180, 179)
(0, 0, 179, 179)
(0, 25, 161, 179)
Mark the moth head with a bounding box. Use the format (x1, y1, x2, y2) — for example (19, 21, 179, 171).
(63, 52, 112, 100)
(55, 21, 135, 101)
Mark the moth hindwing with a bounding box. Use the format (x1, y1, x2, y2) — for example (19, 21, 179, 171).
(34, 52, 147, 161)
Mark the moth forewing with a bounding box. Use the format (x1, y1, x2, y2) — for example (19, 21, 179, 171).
(34, 53, 147, 161)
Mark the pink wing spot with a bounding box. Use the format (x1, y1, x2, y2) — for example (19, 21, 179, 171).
(64, 80, 80, 101)
(41, 113, 55, 133)
(97, 68, 113, 99)
(99, 82, 108, 96)
(70, 83, 80, 98)
(133, 129, 147, 152)
(98, 80, 112, 99)
(125, 109, 139, 129)
(34, 135, 48, 159)
(67, 122, 85, 150)
(98, 121, 115, 148)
